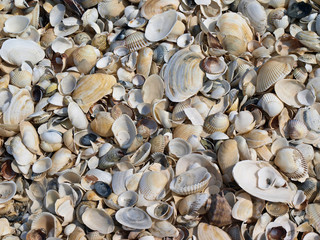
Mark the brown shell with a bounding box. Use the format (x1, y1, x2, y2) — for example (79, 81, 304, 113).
(266, 202, 289, 217)
(206, 191, 232, 227)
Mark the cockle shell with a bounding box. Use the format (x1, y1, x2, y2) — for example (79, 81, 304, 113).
(256, 56, 295, 92)
(274, 147, 308, 182)
(0, 39, 45, 65)
(204, 112, 229, 134)
(140, 0, 180, 20)
(170, 165, 211, 195)
(115, 207, 152, 229)
(296, 31, 320, 52)
(233, 160, 296, 203)
(217, 139, 239, 178)
(258, 93, 284, 117)
(72, 73, 116, 113)
(111, 114, 137, 149)
(125, 31, 150, 52)
(82, 208, 114, 234)
(163, 49, 205, 102)
(4, 15, 30, 35)
(286, 119, 308, 139)
(306, 203, 320, 233)
(179, 192, 209, 216)
(0, 181, 16, 204)
(216, 12, 253, 56)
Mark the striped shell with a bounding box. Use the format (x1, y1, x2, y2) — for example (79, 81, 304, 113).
(203, 112, 229, 134)
(163, 49, 205, 102)
(256, 56, 295, 92)
(306, 203, 320, 233)
(125, 31, 150, 52)
(287, 119, 308, 139)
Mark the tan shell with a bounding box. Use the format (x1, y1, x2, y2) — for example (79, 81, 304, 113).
(173, 124, 203, 140)
(111, 114, 137, 149)
(197, 222, 232, 240)
(178, 193, 210, 216)
(72, 73, 116, 113)
(140, 0, 180, 20)
(256, 56, 295, 92)
(139, 171, 168, 200)
(217, 139, 239, 178)
(20, 121, 41, 155)
(258, 93, 284, 117)
(274, 147, 308, 182)
(274, 79, 305, 108)
(90, 112, 114, 137)
(266, 202, 289, 217)
(204, 112, 229, 134)
(31, 212, 62, 237)
(243, 129, 272, 148)
(231, 193, 253, 221)
(82, 208, 114, 234)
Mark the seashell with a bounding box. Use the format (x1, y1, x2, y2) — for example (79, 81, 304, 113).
(0, 181, 16, 204)
(265, 216, 297, 240)
(142, 74, 165, 104)
(0, 39, 45, 66)
(168, 138, 192, 158)
(125, 31, 150, 52)
(200, 56, 227, 80)
(118, 191, 139, 207)
(32, 157, 52, 173)
(115, 207, 152, 229)
(111, 114, 137, 149)
(4, 15, 30, 35)
(232, 193, 253, 221)
(177, 33, 194, 48)
(99, 148, 124, 169)
(81, 169, 112, 190)
(286, 119, 308, 140)
(234, 111, 255, 134)
(268, 8, 289, 29)
(145, 10, 178, 42)
(307, 77, 320, 102)
(11, 135, 35, 166)
(266, 202, 289, 217)
(150, 221, 179, 238)
(204, 112, 229, 134)
(287, 2, 311, 19)
(274, 79, 304, 108)
(97, 0, 125, 19)
(258, 93, 284, 117)
(3, 89, 34, 125)
(197, 222, 232, 240)
(233, 160, 296, 203)
(306, 203, 320, 233)
(72, 73, 116, 113)
(140, 0, 179, 20)
(10, 68, 32, 88)
(238, 0, 267, 34)
(216, 12, 253, 56)
(90, 112, 114, 138)
(20, 121, 41, 155)
(217, 139, 239, 180)
(178, 192, 209, 216)
(130, 142, 151, 166)
(146, 202, 174, 221)
(207, 192, 232, 227)
(274, 147, 308, 182)
(67, 102, 88, 130)
(48, 148, 72, 175)
(49, 3, 65, 26)
(149, 135, 166, 154)
(72, 45, 98, 74)
(304, 233, 320, 240)
(296, 31, 320, 52)
(94, 181, 112, 198)
(243, 129, 272, 148)
(170, 165, 211, 195)
(82, 208, 114, 234)
(112, 169, 133, 195)
(163, 49, 204, 102)
(26, 229, 47, 240)
(200, 0, 222, 20)
(139, 171, 168, 200)
(136, 47, 153, 79)
(31, 212, 62, 237)
(296, 177, 318, 202)
(256, 56, 295, 93)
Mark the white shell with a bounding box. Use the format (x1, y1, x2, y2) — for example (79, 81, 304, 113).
(67, 102, 88, 130)
(49, 4, 65, 27)
(112, 114, 137, 149)
(0, 39, 45, 65)
(82, 208, 114, 234)
(115, 207, 152, 229)
(32, 157, 52, 173)
(0, 181, 16, 204)
(3, 15, 30, 34)
(51, 37, 73, 54)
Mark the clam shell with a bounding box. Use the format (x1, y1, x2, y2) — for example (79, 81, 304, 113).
(197, 223, 232, 240)
(32, 157, 52, 173)
(98, 0, 125, 19)
(20, 121, 41, 154)
(258, 93, 284, 117)
(11, 135, 35, 166)
(115, 207, 152, 229)
(72, 45, 98, 74)
(168, 138, 192, 158)
(90, 112, 114, 137)
(150, 221, 179, 238)
(265, 216, 297, 240)
(0, 39, 45, 66)
(139, 171, 168, 200)
(232, 193, 253, 221)
(170, 166, 211, 195)
(72, 73, 116, 113)
(274, 147, 308, 182)
(146, 202, 174, 220)
(130, 142, 151, 166)
(67, 102, 88, 130)
(142, 74, 165, 104)
(82, 208, 114, 234)
(256, 56, 295, 92)
(163, 49, 205, 102)
(266, 202, 289, 217)
(296, 31, 320, 52)
(48, 148, 72, 175)
(243, 129, 272, 148)
(234, 111, 255, 134)
(118, 191, 138, 207)
(141, 0, 179, 20)
(274, 79, 304, 108)
(0, 181, 16, 204)
(179, 192, 209, 216)
(4, 15, 30, 35)
(145, 10, 178, 42)
(31, 212, 62, 238)
(112, 114, 137, 149)
(204, 112, 229, 134)
(232, 160, 296, 203)
(217, 139, 239, 178)
(49, 3, 65, 27)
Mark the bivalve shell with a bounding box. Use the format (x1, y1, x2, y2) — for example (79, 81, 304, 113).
(204, 112, 229, 134)
(258, 93, 284, 117)
(0, 181, 16, 204)
(111, 114, 137, 149)
(115, 207, 152, 229)
(82, 208, 114, 234)
(140, 0, 179, 20)
(139, 171, 168, 200)
(197, 223, 232, 240)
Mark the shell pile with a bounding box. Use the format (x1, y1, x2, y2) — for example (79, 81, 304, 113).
(3, 0, 320, 239)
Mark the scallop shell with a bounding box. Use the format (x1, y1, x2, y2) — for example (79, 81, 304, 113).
(125, 31, 150, 52)
(163, 49, 205, 102)
(115, 207, 152, 229)
(82, 208, 114, 234)
(0, 181, 16, 204)
(111, 114, 137, 149)
(72, 73, 116, 113)
(140, 0, 179, 20)
(258, 93, 284, 117)
(0, 39, 45, 66)
(145, 10, 178, 42)
(296, 31, 320, 52)
(139, 171, 168, 200)
(274, 147, 308, 182)
(256, 56, 295, 92)
(204, 112, 229, 134)
(232, 160, 296, 203)
(170, 166, 211, 195)
(286, 119, 308, 140)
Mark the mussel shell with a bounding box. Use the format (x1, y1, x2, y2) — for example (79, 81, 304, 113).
(94, 181, 112, 198)
(80, 133, 98, 146)
(287, 2, 312, 19)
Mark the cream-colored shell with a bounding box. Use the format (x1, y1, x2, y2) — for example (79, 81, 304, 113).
(0, 181, 16, 204)
(258, 93, 284, 117)
(82, 208, 114, 234)
(111, 114, 137, 149)
(139, 171, 168, 200)
(115, 207, 152, 229)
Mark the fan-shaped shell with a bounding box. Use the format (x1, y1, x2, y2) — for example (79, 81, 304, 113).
(274, 147, 308, 182)
(115, 207, 152, 229)
(306, 203, 320, 233)
(163, 49, 205, 102)
(0, 181, 16, 204)
(0, 39, 45, 65)
(170, 166, 211, 195)
(197, 223, 232, 240)
(232, 160, 296, 203)
(139, 171, 168, 200)
(125, 31, 150, 52)
(72, 73, 116, 113)
(82, 208, 114, 234)
(256, 56, 295, 92)
(111, 114, 137, 149)
(286, 119, 308, 140)
(140, 0, 179, 20)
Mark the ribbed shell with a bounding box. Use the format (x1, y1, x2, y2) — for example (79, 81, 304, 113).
(203, 112, 229, 134)
(287, 119, 308, 139)
(256, 56, 295, 92)
(125, 31, 150, 52)
(164, 49, 205, 102)
(296, 177, 318, 202)
(306, 204, 320, 233)
(258, 93, 284, 117)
